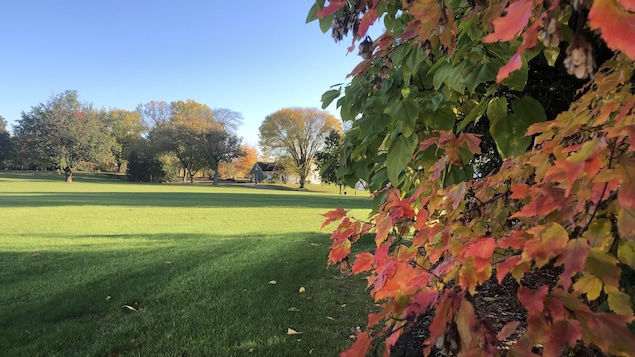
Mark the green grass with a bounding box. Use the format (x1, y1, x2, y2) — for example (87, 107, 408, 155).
(0, 172, 375, 356)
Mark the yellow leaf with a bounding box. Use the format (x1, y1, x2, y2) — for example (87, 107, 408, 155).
(287, 328, 303, 335)
(268, 280, 277, 285)
(604, 285, 634, 316)
(326, 316, 337, 321)
(299, 287, 306, 293)
(122, 305, 138, 311)
(617, 241, 635, 269)
(573, 275, 603, 300)
(287, 307, 300, 312)
(248, 348, 255, 353)
(105, 296, 112, 301)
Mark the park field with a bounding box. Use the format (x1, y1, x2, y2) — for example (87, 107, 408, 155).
(0, 172, 374, 356)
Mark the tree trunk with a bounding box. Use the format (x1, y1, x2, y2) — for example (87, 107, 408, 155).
(299, 175, 306, 189)
(64, 166, 73, 183)
(213, 170, 219, 185)
(182, 166, 187, 183)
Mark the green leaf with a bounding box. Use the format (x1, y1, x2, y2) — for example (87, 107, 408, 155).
(512, 96, 547, 124)
(392, 100, 419, 137)
(490, 113, 532, 158)
(319, 13, 334, 33)
(321, 89, 341, 109)
(306, 2, 320, 23)
(421, 106, 455, 131)
(457, 97, 487, 131)
(464, 62, 500, 93)
(487, 97, 508, 123)
(386, 134, 418, 185)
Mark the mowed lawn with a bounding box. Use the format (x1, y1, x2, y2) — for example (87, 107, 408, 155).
(0, 172, 374, 356)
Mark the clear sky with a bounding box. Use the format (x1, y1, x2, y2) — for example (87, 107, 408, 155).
(0, 1, 369, 147)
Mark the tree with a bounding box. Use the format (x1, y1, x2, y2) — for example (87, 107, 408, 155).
(219, 144, 258, 179)
(0, 115, 11, 168)
(136, 100, 170, 129)
(212, 108, 243, 133)
(259, 107, 341, 188)
(310, 0, 635, 356)
(151, 99, 220, 182)
(15, 90, 114, 182)
(315, 130, 345, 193)
(106, 109, 146, 172)
(200, 129, 244, 185)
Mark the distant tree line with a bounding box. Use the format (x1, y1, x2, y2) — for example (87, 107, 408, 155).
(0, 90, 252, 184)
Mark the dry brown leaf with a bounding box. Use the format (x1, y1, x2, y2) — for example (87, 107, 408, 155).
(287, 328, 303, 335)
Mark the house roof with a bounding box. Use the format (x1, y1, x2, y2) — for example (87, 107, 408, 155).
(253, 162, 280, 172)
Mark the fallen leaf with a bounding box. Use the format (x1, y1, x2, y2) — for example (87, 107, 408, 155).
(327, 316, 337, 321)
(25, 330, 31, 334)
(105, 296, 112, 301)
(309, 348, 314, 354)
(248, 348, 255, 353)
(306, 296, 313, 301)
(165, 261, 172, 265)
(287, 328, 303, 335)
(268, 280, 277, 285)
(122, 305, 137, 311)
(341, 304, 347, 308)
(31, 253, 39, 257)
(287, 307, 300, 312)
(299, 287, 306, 293)
(310, 243, 319, 246)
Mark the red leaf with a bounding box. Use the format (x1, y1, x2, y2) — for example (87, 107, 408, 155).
(496, 255, 523, 283)
(510, 183, 530, 199)
(578, 311, 635, 356)
(347, 59, 372, 78)
(482, 0, 534, 43)
(405, 289, 438, 318)
(317, 0, 347, 19)
(497, 321, 521, 341)
(357, 9, 378, 38)
(517, 285, 548, 315)
(589, 0, 635, 60)
(496, 53, 522, 83)
(341, 331, 372, 357)
(555, 238, 591, 290)
(352, 252, 375, 274)
(458, 132, 482, 155)
(543, 319, 582, 357)
(321, 207, 347, 229)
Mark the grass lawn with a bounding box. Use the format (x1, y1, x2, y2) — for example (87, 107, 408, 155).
(0, 171, 375, 356)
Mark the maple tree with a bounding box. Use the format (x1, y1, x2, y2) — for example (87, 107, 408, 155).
(309, 0, 635, 356)
(219, 144, 258, 179)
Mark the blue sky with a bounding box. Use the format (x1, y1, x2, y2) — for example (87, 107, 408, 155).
(0, 1, 369, 146)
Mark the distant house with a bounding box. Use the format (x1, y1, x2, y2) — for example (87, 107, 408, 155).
(249, 161, 322, 185)
(249, 162, 283, 183)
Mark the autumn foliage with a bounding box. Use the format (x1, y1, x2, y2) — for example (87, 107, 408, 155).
(310, 0, 635, 356)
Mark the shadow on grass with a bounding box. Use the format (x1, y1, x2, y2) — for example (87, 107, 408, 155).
(0, 191, 370, 209)
(0, 232, 374, 356)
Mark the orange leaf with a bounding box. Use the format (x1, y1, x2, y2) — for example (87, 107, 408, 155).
(328, 239, 351, 264)
(321, 207, 347, 229)
(458, 132, 482, 155)
(589, 0, 635, 60)
(352, 252, 375, 274)
(523, 223, 569, 268)
(341, 332, 372, 357)
(482, 0, 534, 43)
